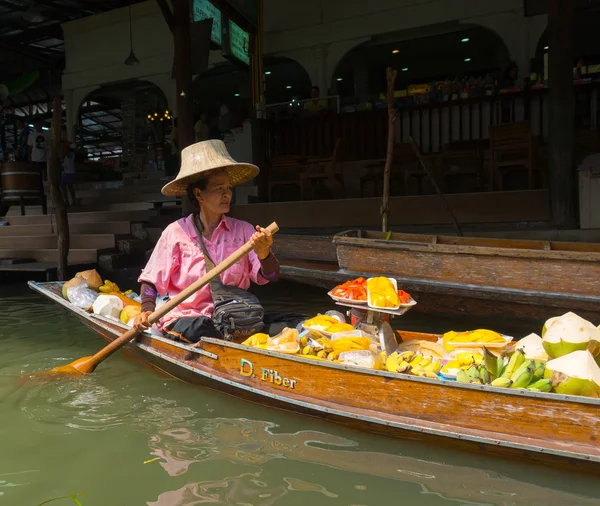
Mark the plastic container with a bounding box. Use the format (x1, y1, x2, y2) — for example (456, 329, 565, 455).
(331, 329, 363, 340)
(367, 277, 400, 311)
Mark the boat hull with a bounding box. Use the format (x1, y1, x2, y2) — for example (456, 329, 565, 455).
(28, 281, 600, 476)
(276, 231, 600, 324)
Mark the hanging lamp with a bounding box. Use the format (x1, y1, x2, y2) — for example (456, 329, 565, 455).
(124, 6, 140, 66)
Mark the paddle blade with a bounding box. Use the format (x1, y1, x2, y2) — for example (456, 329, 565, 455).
(29, 356, 97, 379)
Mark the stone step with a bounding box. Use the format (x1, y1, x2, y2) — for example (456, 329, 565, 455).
(99, 252, 143, 272)
(0, 221, 132, 237)
(4, 209, 155, 226)
(0, 234, 115, 250)
(0, 248, 98, 264)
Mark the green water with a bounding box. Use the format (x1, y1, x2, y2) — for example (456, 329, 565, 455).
(1, 281, 599, 506)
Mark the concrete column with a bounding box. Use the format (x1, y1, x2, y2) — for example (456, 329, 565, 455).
(64, 89, 76, 142)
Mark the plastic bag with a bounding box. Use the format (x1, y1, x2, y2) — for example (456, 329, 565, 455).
(67, 281, 99, 310)
(339, 350, 384, 370)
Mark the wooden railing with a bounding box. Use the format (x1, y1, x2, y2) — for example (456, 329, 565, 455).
(264, 82, 600, 161)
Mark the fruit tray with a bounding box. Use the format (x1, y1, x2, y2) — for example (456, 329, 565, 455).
(327, 289, 367, 305)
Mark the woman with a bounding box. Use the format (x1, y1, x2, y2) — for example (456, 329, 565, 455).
(134, 140, 304, 343)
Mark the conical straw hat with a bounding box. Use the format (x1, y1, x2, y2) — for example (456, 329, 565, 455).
(161, 139, 259, 197)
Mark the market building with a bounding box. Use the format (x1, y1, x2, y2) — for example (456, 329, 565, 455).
(0, 0, 598, 276)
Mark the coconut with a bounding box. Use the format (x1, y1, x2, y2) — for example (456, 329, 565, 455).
(62, 276, 84, 299)
(541, 316, 559, 337)
(515, 333, 549, 361)
(544, 350, 600, 398)
(75, 269, 103, 291)
(542, 312, 600, 363)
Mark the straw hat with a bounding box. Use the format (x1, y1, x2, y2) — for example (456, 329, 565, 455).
(161, 140, 259, 197)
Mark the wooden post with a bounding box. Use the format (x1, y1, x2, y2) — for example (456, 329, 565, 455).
(381, 67, 397, 233)
(48, 95, 70, 280)
(171, 0, 195, 215)
(548, 0, 577, 229)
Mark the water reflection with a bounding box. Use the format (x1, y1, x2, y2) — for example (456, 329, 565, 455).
(143, 417, 600, 506)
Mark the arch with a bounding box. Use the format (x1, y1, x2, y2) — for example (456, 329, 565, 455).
(73, 79, 169, 160)
(332, 25, 511, 102)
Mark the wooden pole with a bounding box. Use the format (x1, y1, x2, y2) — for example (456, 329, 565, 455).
(171, 0, 195, 215)
(381, 67, 397, 233)
(48, 95, 69, 280)
(548, 0, 577, 229)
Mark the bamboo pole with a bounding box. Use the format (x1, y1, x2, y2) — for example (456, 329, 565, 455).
(48, 95, 70, 280)
(381, 67, 397, 233)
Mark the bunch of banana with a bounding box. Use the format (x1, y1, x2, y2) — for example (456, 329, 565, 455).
(456, 352, 484, 367)
(457, 364, 488, 384)
(385, 351, 412, 373)
(490, 356, 551, 391)
(410, 355, 442, 379)
(99, 279, 133, 296)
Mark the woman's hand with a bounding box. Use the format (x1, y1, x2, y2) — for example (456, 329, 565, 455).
(251, 226, 273, 260)
(133, 311, 153, 331)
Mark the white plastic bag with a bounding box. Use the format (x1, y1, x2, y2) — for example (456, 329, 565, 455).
(339, 350, 383, 370)
(67, 281, 99, 310)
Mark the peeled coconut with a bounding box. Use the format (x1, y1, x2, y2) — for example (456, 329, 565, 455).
(542, 312, 600, 364)
(76, 269, 103, 291)
(92, 294, 124, 320)
(515, 333, 549, 361)
(62, 276, 84, 299)
(544, 350, 600, 398)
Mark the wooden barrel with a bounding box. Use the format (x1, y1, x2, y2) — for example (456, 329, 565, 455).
(0, 161, 42, 203)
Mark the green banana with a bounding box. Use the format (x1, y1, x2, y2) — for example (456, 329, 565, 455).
(457, 370, 470, 384)
(479, 366, 491, 384)
(496, 355, 506, 378)
(466, 364, 481, 382)
(502, 349, 525, 378)
(526, 378, 552, 392)
(510, 359, 536, 382)
(531, 361, 546, 383)
(491, 376, 512, 388)
(510, 365, 534, 389)
(482, 346, 498, 378)
(527, 387, 541, 392)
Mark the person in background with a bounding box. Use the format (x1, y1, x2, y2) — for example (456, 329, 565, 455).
(303, 86, 327, 114)
(61, 140, 77, 206)
(15, 118, 30, 161)
(499, 62, 519, 90)
(217, 102, 231, 138)
(28, 118, 49, 206)
(194, 112, 209, 142)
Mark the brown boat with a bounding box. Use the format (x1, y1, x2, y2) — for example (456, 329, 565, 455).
(275, 230, 600, 323)
(29, 281, 600, 475)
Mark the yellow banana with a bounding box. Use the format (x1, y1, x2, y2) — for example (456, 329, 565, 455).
(409, 354, 423, 367)
(419, 355, 433, 368)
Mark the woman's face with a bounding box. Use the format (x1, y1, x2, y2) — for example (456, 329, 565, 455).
(195, 171, 233, 215)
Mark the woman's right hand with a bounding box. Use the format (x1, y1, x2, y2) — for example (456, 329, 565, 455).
(134, 311, 153, 331)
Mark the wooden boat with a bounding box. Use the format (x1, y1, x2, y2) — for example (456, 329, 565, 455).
(275, 231, 600, 323)
(29, 281, 600, 475)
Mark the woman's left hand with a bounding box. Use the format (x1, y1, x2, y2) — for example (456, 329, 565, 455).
(251, 226, 273, 260)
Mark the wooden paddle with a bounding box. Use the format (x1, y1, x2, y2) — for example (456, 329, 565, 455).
(40, 222, 279, 377)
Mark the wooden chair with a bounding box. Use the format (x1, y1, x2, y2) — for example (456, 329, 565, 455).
(305, 138, 345, 199)
(489, 121, 541, 191)
(267, 155, 308, 202)
(360, 142, 427, 197)
(438, 140, 485, 193)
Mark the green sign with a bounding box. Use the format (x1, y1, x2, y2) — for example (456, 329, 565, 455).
(229, 19, 250, 65)
(193, 0, 222, 46)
